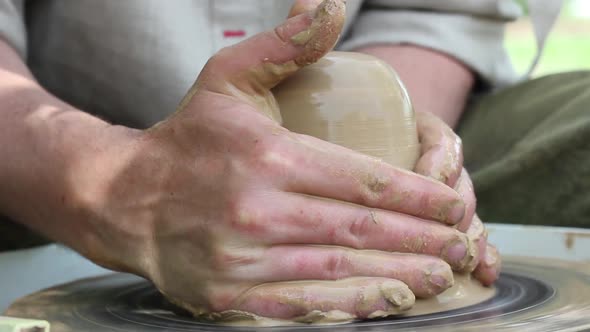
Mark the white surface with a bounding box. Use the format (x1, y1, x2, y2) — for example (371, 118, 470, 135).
(0, 316, 50, 332)
(0, 244, 110, 312)
(487, 223, 590, 261)
(1, 224, 589, 313)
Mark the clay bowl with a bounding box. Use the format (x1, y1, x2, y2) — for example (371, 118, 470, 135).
(273, 51, 420, 170)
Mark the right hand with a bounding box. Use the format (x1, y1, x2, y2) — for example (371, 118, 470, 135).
(414, 111, 501, 285)
(73, 0, 478, 320)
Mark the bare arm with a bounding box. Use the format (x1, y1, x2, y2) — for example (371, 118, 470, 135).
(0, 39, 135, 258)
(356, 44, 475, 128)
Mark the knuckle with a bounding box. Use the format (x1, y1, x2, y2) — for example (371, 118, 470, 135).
(346, 211, 375, 248)
(210, 246, 234, 272)
(206, 47, 232, 69)
(357, 170, 391, 207)
(210, 246, 258, 272)
(273, 25, 290, 44)
(324, 251, 352, 279)
(251, 137, 294, 178)
(226, 201, 266, 235)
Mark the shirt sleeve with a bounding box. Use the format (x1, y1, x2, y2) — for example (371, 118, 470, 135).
(0, 0, 26, 58)
(337, 0, 523, 87)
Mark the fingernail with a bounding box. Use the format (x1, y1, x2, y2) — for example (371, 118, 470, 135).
(478, 262, 501, 286)
(430, 275, 452, 291)
(443, 235, 478, 271)
(444, 241, 467, 266)
(447, 199, 466, 225)
(291, 0, 336, 47)
(429, 265, 454, 292)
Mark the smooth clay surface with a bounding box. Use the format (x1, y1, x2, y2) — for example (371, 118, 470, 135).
(273, 51, 420, 171)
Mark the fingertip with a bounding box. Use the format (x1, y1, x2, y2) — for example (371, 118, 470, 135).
(288, 0, 324, 18)
(197, 0, 345, 100)
(431, 172, 465, 223)
(292, 0, 346, 66)
(474, 265, 500, 286)
(442, 233, 478, 272)
(428, 263, 454, 295)
(447, 196, 466, 225)
(474, 245, 501, 286)
(415, 174, 465, 225)
(432, 182, 465, 225)
(380, 280, 415, 309)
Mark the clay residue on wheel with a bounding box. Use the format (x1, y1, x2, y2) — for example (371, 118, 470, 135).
(199, 309, 354, 327)
(564, 231, 590, 250)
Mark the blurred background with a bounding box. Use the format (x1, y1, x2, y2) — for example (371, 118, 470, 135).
(507, 0, 590, 77)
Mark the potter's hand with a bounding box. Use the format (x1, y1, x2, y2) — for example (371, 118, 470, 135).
(414, 111, 501, 285)
(79, 0, 484, 320)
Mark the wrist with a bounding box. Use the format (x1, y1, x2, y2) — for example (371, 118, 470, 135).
(0, 93, 147, 273)
(0, 39, 150, 274)
(61, 124, 149, 274)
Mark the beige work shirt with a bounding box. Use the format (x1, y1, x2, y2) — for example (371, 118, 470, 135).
(0, 0, 524, 129)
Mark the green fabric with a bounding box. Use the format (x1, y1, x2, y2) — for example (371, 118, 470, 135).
(458, 70, 590, 227)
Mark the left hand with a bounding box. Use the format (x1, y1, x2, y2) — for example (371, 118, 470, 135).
(414, 111, 501, 286)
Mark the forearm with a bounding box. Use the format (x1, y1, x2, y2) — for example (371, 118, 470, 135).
(0, 39, 129, 253)
(356, 44, 475, 128)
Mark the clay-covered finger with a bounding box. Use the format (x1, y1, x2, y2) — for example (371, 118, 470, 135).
(465, 215, 487, 273)
(279, 133, 465, 225)
(235, 192, 477, 271)
(454, 169, 476, 232)
(473, 244, 501, 286)
(231, 277, 415, 320)
(225, 245, 453, 298)
(288, 0, 324, 18)
(414, 112, 463, 187)
(196, 0, 345, 100)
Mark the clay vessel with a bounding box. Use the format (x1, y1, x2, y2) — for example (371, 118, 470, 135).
(273, 51, 420, 170)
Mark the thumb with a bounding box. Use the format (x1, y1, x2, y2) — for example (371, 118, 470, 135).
(189, 0, 345, 112)
(288, 0, 325, 18)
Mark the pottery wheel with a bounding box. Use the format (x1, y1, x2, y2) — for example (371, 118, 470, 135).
(5, 256, 590, 331)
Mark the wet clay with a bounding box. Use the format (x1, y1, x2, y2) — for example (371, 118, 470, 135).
(404, 273, 495, 316)
(272, 51, 420, 170)
(211, 274, 495, 326)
